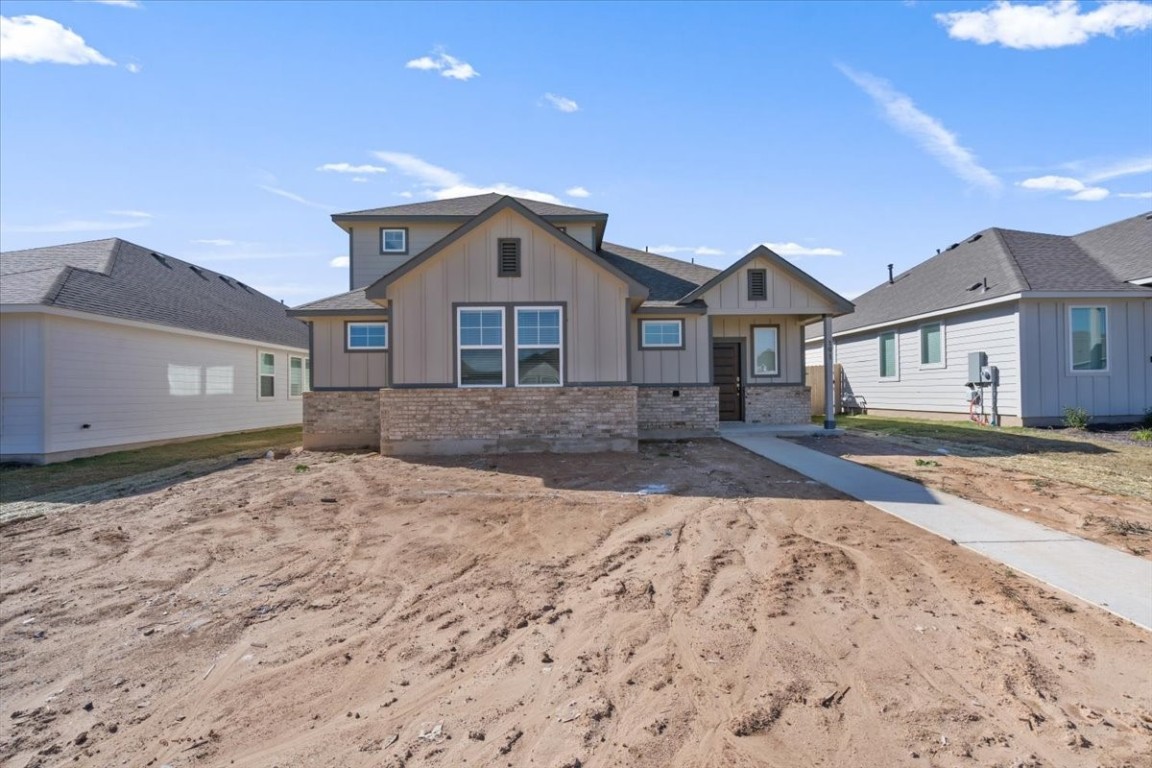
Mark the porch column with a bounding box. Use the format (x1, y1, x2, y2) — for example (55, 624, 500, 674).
(822, 315, 835, 430)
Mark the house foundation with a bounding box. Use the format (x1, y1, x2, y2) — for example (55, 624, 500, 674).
(744, 385, 811, 424)
(302, 391, 381, 450)
(637, 385, 719, 439)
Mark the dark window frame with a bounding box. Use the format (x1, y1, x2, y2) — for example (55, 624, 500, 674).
(750, 323, 781, 377)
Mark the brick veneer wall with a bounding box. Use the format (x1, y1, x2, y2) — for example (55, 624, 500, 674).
(303, 391, 381, 450)
(745, 385, 811, 424)
(637, 386, 718, 438)
(378, 386, 638, 455)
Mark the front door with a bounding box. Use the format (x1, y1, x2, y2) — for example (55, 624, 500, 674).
(712, 341, 743, 422)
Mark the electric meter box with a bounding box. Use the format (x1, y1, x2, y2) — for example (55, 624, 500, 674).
(968, 351, 987, 384)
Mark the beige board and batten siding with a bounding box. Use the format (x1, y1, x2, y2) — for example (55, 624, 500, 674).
(348, 221, 460, 289)
(1019, 297, 1151, 421)
(0, 313, 45, 456)
(711, 315, 807, 384)
(699, 255, 843, 315)
(631, 315, 710, 384)
(310, 316, 389, 389)
(388, 208, 630, 385)
(41, 314, 304, 455)
(833, 303, 1021, 416)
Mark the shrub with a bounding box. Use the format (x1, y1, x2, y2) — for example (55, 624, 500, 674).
(1062, 406, 1091, 430)
(1134, 428, 1152, 443)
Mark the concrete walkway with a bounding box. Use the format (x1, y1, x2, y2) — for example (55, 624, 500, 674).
(722, 429, 1152, 631)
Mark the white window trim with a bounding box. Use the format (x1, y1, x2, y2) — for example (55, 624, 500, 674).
(381, 228, 407, 253)
(288, 355, 309, 398)
(346, 321, 389, 351)
(918, 321, 946, 370)
(258, 350, 276, 400)
(457, 306, 506, 388)
(639, 319, 683, 349)
(515, 306, 563, 387)
(878, 330, 900, 381)
(1068, 305, 1110, 374)
(751, 325, 780, 377)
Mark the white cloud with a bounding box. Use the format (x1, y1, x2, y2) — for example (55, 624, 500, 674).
(192, 238, 236, 247)
(316, 162, 389, 175)
(107, 209, 152, 219)
(84, 1, 142, 7)
(1117, 191, 1152, 199)
(404, 47, 478, 80)
(543, 93, 580, 113)
(936, 1, 1152, 50)
(0, 14, 115, 65)
(838, 64, 1002, 192)
(760, 242, 845, 257)
(1083, 156, 1152, 182)
(351, 177, 368, 183)
(1019, 174, 1110, 200)
(372, 151, 564, 204)
(397, 191, 414, 199)
(125, 62, 141, 73)
(652, 245, 728, 257)
(1, 212, 151, 234)
(566, 186, 591, 198)
(259, 184, 330, 211)
(329, 256, 350, 268)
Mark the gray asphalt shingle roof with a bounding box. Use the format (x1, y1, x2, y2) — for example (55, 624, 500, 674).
(334, 193, 606, 219)
(809, 214, 1152, 339)
(1, 238, 308, 349)
(599, 242, 720, 303)
(292, 287, 385, 314)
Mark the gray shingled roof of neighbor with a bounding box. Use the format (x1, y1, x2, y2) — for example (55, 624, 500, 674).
(333, 193, 606, 219)
(1072, 211, 1152, 282)
(0, 238, 309, 349)
(291, 287, 386, 315)
(807, 217, 1152, 339)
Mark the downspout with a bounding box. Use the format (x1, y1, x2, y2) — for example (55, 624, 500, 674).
(823, 315, 835, 430)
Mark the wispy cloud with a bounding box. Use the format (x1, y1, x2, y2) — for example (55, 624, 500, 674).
(760, 242, 845, 257)
(329, 256, 350, 268)
(82, 1, 142, 7)
(107, 209, 152, 219)
(1, 14, 115, 65)
(405, 47, 478, 80)
(192, 238, 237, 247)
(936, 1, 1152, 50)
(1118, 191, 1152, 199)
(652, 245, 727, 257)
(566, 186, 591, 198)
(838, 64, 1001, 192)
(316, 162, 389, 175)
(259, 184, 331, 211)
(1082, 156, 1152, 182)
(543, 93, 580, 113)
(372, 151, 564, 204)
(1, 209, 151, 234)
(1019, 174, 1110, 201)
(125, 62, 141, 73)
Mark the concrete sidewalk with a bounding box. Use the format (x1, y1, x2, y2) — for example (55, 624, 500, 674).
(722, 430, 1152, 631)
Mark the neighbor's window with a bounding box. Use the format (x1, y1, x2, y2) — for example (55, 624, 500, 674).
(1070, 306, 1108, 371)
(879, 331, 898, 378)
(458, 307, 505, 387)
(639, 319, 683, 349)
(515, 307, 562, 386)
(289, 356, 309, 397)
(259, 352, 276, 398)
(381, 228, 408, 254)
(920, 323, 943, 366)
(752, 325, 779, 376)
(347, 322, 388, 350)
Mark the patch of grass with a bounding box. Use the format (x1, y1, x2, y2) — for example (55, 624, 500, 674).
(1062, 406, 1091, 430)
(1133, 428, 1152, 443)
(914, 458, 941, 467)
(1084, 514, 1152, 537)
(0, 427, 302, 503)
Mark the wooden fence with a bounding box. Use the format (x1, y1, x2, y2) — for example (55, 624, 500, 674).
(806, 364, 843, 416)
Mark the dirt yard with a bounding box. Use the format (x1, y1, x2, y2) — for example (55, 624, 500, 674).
(2, 441, 1150, 768)
(792, 431, 1152, 560)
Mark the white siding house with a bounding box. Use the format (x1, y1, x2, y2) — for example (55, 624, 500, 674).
(1, 239, 309, 464)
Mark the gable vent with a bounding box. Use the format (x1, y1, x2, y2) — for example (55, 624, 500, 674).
(747, 268, 768, 301)
(497, 238, 521, 278)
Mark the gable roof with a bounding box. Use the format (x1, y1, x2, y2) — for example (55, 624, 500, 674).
(364, 196, 648, 300)
(291, 287, 387, 316)
(333, 193, 606, 220)
(1, 238, 308, 349)
(599, 242, 720, 305)
(1073, 211, 1152, 283)
(813, 215, 1152, 339)
(679, 245, 855, 314)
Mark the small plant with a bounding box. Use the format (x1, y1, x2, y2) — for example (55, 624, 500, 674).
(1133, 427, 1152, 443)
(294, 464, 310, 473)
(1062, 406, 1091, 430)
(914, 458, 941, 467)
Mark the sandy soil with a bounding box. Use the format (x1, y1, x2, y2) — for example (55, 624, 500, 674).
(2, 440, 1150, 768)
(791, 433, 1152, 560)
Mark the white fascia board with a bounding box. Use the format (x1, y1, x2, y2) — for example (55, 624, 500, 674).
(0, 304, 307, 353)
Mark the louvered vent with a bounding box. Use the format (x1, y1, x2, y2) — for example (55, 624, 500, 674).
(747, 269, 768, 301)
(498, 238, 521, 277)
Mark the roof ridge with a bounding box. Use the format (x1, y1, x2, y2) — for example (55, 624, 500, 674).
(987, 227, 1032, 291)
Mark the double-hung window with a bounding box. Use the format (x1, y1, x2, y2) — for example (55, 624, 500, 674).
(879, 331, 898, 379)
(1070, 306, 1108, 371)
(289, 355, 309, 397)
(458, 308, 505, 387)
(347, 322, 388, 350)
(752, 325, 779, 376)
(380, 228, 407, 254)
(515, 307, 562, 386)
(258, 351, 276, 398)
(639, 319, 683, 349)
(919, 323, 944, 367)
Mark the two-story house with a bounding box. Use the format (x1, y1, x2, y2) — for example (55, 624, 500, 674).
(290, 194, 853, 454)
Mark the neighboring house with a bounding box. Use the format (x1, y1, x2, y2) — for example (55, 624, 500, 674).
(804, 212, 1152, 426)
(0, 239, 310, 464)
(290, 193, 852, 454)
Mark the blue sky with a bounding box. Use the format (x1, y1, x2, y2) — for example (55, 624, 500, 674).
(2, 0, 1150, 304)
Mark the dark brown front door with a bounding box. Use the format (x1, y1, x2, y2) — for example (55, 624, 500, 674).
(712, 342, 743, 422)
